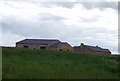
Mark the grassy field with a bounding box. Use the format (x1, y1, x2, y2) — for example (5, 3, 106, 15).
(2, 47, 119, 79)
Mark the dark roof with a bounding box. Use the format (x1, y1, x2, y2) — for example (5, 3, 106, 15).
(50, 42, 67, 48)
(16, 39, 59, 45)
(73, 46, 79, 48)
(85, 45, 111, 53)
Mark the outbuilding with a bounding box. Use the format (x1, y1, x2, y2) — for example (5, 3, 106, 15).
(73, 43, 111, 55)
(16, 39, 74, 52)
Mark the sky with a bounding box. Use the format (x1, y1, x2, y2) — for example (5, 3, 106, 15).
(0, 0, 119, 54)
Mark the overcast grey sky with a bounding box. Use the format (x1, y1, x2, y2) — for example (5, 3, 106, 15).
(0, 0, 119, 54)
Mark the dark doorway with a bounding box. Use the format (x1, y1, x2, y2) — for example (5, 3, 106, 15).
(23, 45, 28, 48)
(60, 49, 62, 51)
(40, 46, 46, 50)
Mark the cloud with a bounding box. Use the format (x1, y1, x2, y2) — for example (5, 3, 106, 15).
(1, 1, 118, 54)
(77, 2, 118, 10)
(44, 2, 118, 11)
(3, 0, 120, 2)
(39, 13, 66, 21)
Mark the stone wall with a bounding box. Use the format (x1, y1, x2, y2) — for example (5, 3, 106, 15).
(16, 42, 73, 52)
(74, 46, 95, 54)
(16, 43, 48, 50)
(48, 40, 60, 47)
(74, 46, 111, 55)
(57, 43, 74, 52)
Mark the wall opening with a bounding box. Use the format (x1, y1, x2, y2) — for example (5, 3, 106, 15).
(40, 46, 46, 50)
(23, 45, 28, 48)
(67, 50, 69, 51)
(60, 49, 62, 51)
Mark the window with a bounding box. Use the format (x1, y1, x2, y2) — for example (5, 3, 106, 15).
(40, 46, 46, 50)
(23, 45, 28, 48)
(60, 49, 62, 51)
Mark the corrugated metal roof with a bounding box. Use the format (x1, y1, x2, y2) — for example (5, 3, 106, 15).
(85, 45, 111, 53)
(16, 39, 59, 45)
(50, 42, 67, 48)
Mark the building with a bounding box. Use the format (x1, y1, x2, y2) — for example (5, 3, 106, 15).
(16, 39, 111, 54)
(73, 43, 111, 55)
(16, 39, 74, 52)
(49, 42, 73, 51)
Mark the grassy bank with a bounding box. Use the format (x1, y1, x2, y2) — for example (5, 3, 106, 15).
(2, 47, 119, 79)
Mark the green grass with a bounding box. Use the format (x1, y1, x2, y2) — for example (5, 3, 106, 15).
(2, 47, 119, 79)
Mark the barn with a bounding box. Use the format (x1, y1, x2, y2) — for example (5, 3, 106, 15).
(16, 39, 74, 52)
(73, 43, 111, 55)
(16, 39, 111, 54)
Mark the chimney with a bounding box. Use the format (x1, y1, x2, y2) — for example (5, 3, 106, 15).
(81, 43, 84, 46)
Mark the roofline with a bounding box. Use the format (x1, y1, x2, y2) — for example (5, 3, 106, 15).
(16, 38, 60, 44)
(16, 38, 60, 42)
(16, 43, 48, 45)
(24, 38, 59, 41)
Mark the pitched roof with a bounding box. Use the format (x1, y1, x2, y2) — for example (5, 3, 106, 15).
(16, 39, 59, 45)
(85, 45, 111, 53)
(50, 42, 67, 48)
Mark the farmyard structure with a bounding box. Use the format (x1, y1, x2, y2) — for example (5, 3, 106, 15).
(16, 39, 111, 55)
(16, 39, 74, 52)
